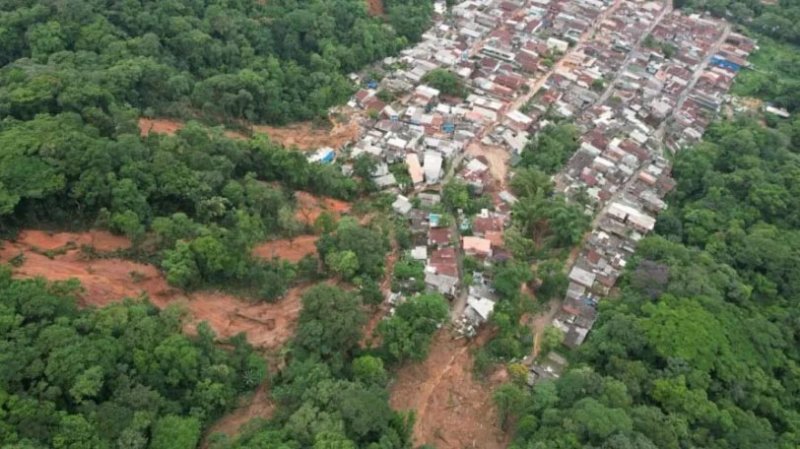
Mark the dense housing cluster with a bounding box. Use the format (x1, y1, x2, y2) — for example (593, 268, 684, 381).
(323, 0, 754, 350)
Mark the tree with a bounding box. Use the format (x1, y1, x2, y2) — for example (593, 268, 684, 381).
(493, 384, 528, 430)
(294, 285, 366, 368)
(325, 250, 360, 279)
(352, 355, 388, 385)
(150, 416, 201, 449)
(378, 294, 448, 363)
(421, 69, 466, 97)
(538, 326, 564, 355)
(162, 241, 201, 289)
(441, 179, 470, 212)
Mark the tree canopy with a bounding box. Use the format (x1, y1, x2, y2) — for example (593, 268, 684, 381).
(0, 269, 264, 448)
(504, 117, 800, 449)
(0, 0, 432, 125)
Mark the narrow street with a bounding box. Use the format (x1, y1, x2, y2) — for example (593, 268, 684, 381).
(597, 0, 673, 105)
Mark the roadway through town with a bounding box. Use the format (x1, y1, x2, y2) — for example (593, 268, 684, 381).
(655, 23, 732, 153)
(596, 0, 673, 105)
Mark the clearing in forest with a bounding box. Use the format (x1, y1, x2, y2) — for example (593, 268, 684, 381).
(390, 330, 510, 449)
(366, 0, 385, 16)
(252, 235, 318, 263)
(202, 381, 276, 447)
(0, 230, 305, 350)
(294, 191, 352, 226)
(137, 117, 359, 150)
(252, 119, 359, 150)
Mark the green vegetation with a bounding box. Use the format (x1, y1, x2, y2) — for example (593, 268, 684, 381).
(732, 36, 800, 112)
(421, 68, 468, 98)
(218, 284, 416, 449)
(502, 118, 800, 448)
(507, 167, 589, 260)
(441, 179, 492, 215)
(0, 270, 264, 448)
(677, 0, 800, 46)
(378, 293, 450, 363)
(643, 34, 678, 59)
(0, 0, 432, 126)
(317, 217, 391, 283)
(519, 123, 580, 174)
(392, 258, 426, 294)
(0, 114, 366, 299)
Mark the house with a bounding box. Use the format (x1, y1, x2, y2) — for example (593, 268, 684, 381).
(527, 352, 568, 386)
(392, 195, 413, 216)
(547, 37, 569, 53)
(373, 173, 398, 189)
(418, 192, 441, 208)
(406, 153, 424, 185)
(411, 246, 428, 260)
(465, 296, 496, 324)
(568, 265, 596, 289)
(423, 151, 443, 184)
(428, 228, 452, 247)
(429, 247, 458, 277)
(462, 236, 493, 258)
(425, 272, 459, 297)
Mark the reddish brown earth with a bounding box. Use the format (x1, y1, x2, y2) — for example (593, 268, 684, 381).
(390, 330, 510, 449)
(137, 117, 359, 150)
(253, 235, 318, 263)
(366, 0, 385, 16)
(252, 119, 360, 150)
(294, 191, 351, 226)
(138, 118, 185, 137)
(202, 382, 276, 447)
(1, 230, 304, 350)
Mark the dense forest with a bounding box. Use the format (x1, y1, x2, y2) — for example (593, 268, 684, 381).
(0, 270, 265, 448)
(499, 117, 800, 448)
(0, 0, 432, 125)
(677, 0, 800, 45)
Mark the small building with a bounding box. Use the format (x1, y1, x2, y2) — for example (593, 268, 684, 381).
(568, 266, 596, 289)
(465, 296, 496, 324)
(406, 153, 424, 185)
(307, 147, 335, 164)
(411, 246, 428, 261)
(392, 195, 413, 216)
(547, 37, 569, 53)
(462, 236, 493, 258)
(423, 151, 443, 184)
(425, 272, 459, 297)
(418, 192, 441, 208)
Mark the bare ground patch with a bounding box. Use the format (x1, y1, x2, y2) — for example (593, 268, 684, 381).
(1, 232, 305, 350)
(389, 330, 510, 449)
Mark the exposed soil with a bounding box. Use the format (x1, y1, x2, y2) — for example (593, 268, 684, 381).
(389, 330, 510, 449)
(252, 119, 359, 151)
(253, 235, 318, 263)
(14, 229, 131, 252)
(202, 381, 276, 447)
(366, 0, 385, 16)
(526, 299, 561, 359)
(294, 191, 351, 226)
(1, 230, 304, 350)
(467, 142, 510, 188)
(137, 117, 359, 150)
(138, 117, 185, 136)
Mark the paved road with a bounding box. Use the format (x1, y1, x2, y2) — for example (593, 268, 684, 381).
(655, 23, 732, 152)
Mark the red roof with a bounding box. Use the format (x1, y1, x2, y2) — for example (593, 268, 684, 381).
(428, 228, 452, 246)
(473, 215, 505, 235)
